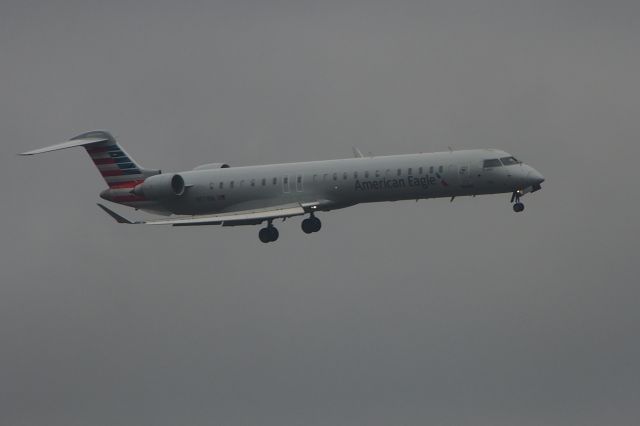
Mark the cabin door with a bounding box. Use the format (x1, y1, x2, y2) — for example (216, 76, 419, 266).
(458, 164, 472, 187)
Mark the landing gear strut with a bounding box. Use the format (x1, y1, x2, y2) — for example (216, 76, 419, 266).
(301, 214, 322, 234)
(259, 222, 279, 243)
(511, 191, 525, 213)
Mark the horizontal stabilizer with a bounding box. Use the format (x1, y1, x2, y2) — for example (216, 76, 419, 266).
(97, 203, 135, 224)
(20, 137, 109, 155)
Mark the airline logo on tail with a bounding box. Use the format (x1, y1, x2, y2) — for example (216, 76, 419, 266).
(85, 143, 144, 188)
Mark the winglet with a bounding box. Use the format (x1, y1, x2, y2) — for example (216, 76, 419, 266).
(97, 203, 136, 224)
(352, 147, 364, 158)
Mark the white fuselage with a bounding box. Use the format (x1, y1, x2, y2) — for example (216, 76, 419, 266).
(107, 149, 545, 216)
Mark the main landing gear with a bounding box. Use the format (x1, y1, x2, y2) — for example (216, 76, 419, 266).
(301, 214, 322, 234)
(259, 222, 279, 243)
(258, 214, 322, 243)
(511, 190, 525, 213)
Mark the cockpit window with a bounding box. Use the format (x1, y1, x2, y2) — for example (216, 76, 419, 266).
(500, 156, 520, 166)
(483, 159, 502, 168)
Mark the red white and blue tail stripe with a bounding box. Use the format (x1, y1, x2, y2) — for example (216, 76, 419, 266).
(84, 139, 146, 188)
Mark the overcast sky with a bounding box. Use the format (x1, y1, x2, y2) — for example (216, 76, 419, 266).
(1, 1, 639, 425)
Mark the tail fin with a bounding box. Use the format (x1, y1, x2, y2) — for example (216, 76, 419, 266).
(20, 130, 159, 188)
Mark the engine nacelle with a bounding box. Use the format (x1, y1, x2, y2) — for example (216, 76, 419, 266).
(133, 173, 186, 199)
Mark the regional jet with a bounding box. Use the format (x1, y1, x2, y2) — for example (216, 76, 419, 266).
(20, 130, 544, 243)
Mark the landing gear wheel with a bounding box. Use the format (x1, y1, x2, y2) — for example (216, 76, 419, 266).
(302, 216, 322, 234)
(268, 226, 279, 242)
(259, 226, 279, 243)
(513, 202, 525, 213)
(259, 227, 271, 243)
(301, 218, 314, 234)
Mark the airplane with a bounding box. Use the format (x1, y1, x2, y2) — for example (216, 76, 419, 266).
(20, 130, 545, 243)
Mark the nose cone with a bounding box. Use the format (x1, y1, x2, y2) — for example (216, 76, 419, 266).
(527, 167, 545, 185)
(524, 166, 545, 192)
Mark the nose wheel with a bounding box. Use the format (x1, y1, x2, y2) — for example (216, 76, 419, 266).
(511, 191, 525, 213)
(301, 214, 322, 234)
(259, 223, 279, 243)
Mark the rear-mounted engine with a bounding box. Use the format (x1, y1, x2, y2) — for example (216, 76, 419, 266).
(132, 174, 186, 199)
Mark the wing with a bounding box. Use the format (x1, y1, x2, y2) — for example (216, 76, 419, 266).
(97, 202, 325, 227)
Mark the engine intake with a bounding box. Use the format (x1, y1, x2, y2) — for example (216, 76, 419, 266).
(133, 173, 186, 199)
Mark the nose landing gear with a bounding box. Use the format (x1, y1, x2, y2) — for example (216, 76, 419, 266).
(511, 190, 525, 213)
(259, 222, 279, 243)
(301, 214, 322, 234)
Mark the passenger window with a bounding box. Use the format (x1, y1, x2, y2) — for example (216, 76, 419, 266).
(323, 173, 328, 181)
(297, 176, 302, 183)
(250, 179, 255, 186)
(397, 168, 402, 176)
(354, 171, 358, 179)
(343, 172, 348, 180)
(219, 182, 224, 189)
(419, 167, 423, 175)
(375, 170, 380, 178)
(261, 178, 266, 186)
(483, 159, 502, 168)
(209, 182, 214, 190)
(230, 181, 234, 189)
(284, 177, 288, 184)
(429, 166, 434, 174)
(408, 168, 412, 175)
(333, 173, 338, 181)
(273, 177, 277, 185)
(365, 171, 369, 178)
(313, 174, 318, 182)
(438, 166, 443, 173)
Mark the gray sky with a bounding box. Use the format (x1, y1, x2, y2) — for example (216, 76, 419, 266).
(1, 1, 639, 425)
